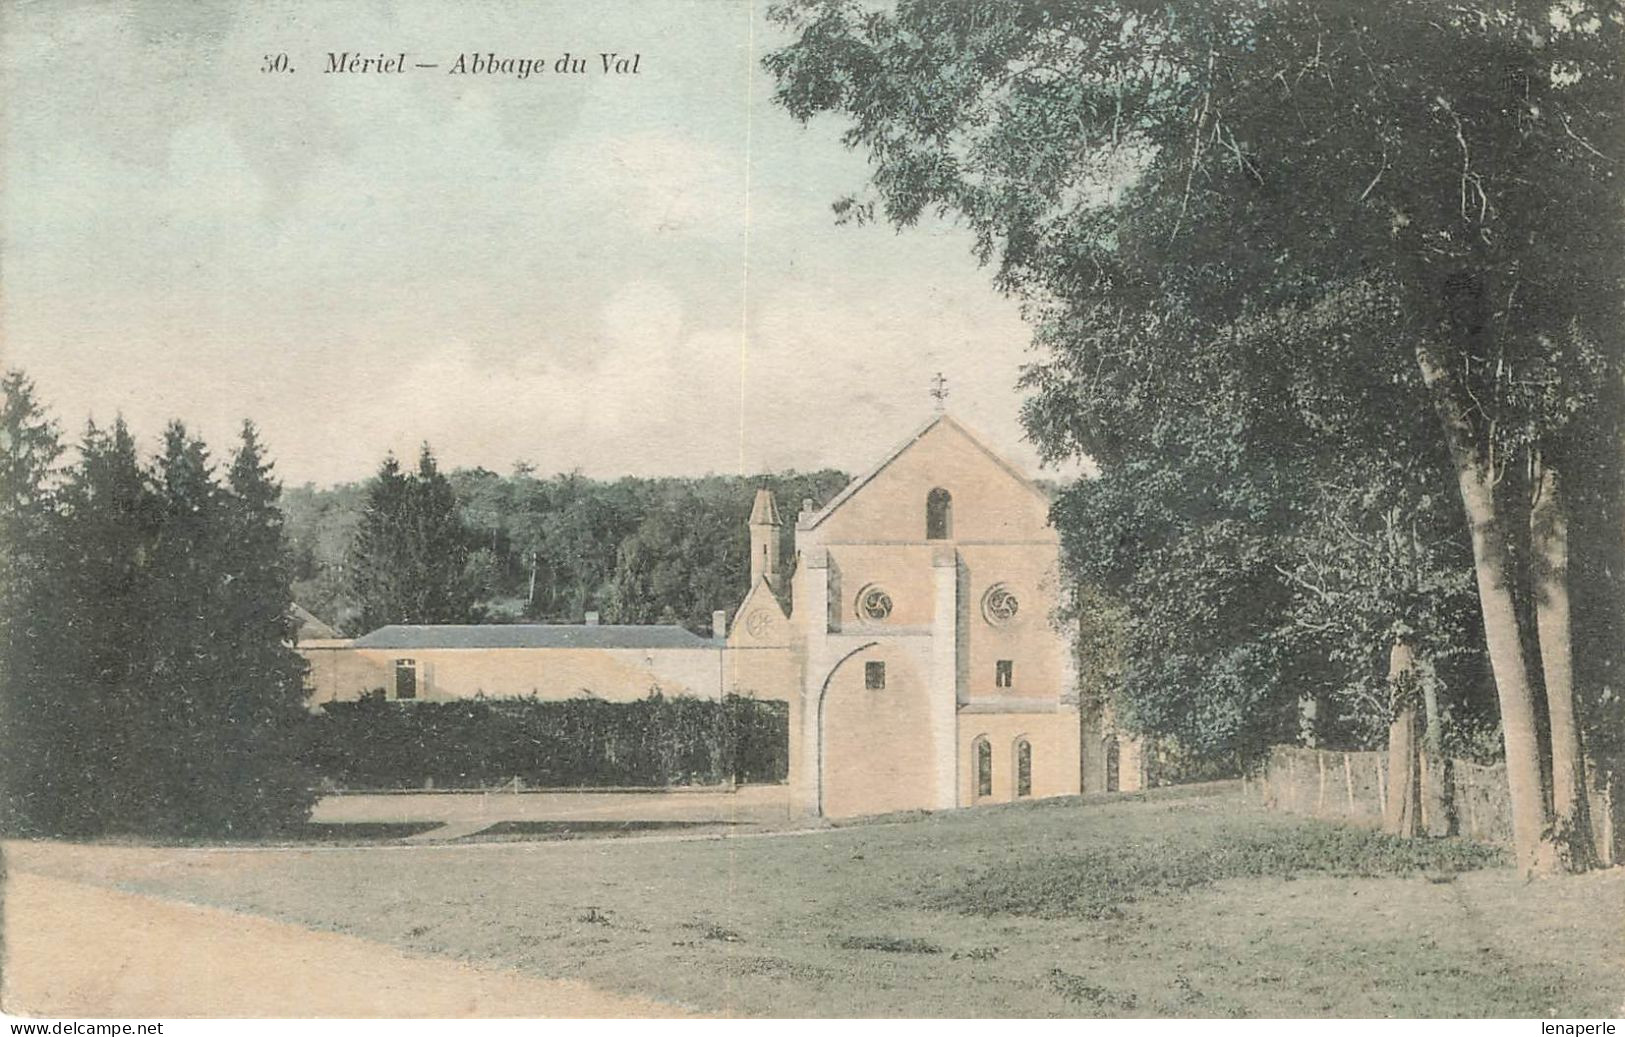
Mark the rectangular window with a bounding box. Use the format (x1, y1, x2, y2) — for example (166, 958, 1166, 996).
(865, 661, 886, 690)
(995, 660, 1013, 689)
(394, 658, 418, 700)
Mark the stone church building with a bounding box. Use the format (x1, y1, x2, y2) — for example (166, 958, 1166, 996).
(298, 408, 1142, 818)
(726, 411, 1132, 818)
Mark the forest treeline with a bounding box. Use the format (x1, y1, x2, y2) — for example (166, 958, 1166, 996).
(283, 458, 850, 636)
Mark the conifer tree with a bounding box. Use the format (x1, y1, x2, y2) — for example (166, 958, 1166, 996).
(351, 454, 412, 631)
(218, 420, 316, 832)
(141, 422, 227, 832)
(55, 417, 160, 832)
(0, 372, 66, 834)
(222, 422, 303, 683)
(350, 445, 475, 629)
(406, 445, 475, 624)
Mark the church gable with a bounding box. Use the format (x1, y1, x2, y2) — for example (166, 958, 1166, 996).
(804, 416, 1055, 544)
(728, 578, 791, 648)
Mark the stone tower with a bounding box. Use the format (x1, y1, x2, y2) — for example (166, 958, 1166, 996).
(749, 487, 782, 594)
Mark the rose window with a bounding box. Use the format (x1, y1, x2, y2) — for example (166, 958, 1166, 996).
(745, 608, 775, 638)
(982, 584, 1020, 626)
(855, 585, 894, 622)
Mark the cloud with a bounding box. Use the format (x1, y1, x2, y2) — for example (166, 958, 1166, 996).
(541, 130, 748, 240)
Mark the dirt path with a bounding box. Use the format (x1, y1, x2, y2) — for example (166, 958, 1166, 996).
(1, 870, 697, 1018)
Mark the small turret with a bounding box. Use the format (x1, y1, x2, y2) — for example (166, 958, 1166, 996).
(749, 488, 783, 594)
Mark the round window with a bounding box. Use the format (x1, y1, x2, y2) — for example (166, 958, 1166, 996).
(745, 608, 775, 638)
(981, 583, 1020, 626)
(855, 584, 894, 622)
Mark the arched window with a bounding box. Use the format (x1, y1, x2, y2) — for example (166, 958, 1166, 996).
(1015, 738, 1032, 798)
(926, 488, 953, 540)
(974, 736, 993, 798)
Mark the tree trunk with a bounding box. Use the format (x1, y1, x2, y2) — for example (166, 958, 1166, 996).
(1416, 341, 1557, 874)
(1530, 455, 1596, 871)
(1419, 667, 1455, 836)
(1384, 641, 1422, 838)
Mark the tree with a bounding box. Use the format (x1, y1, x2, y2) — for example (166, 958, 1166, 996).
(535, 473, 640, 621)
(217, 421, 319, 832)
(403, 445, 476, 623)
(766, 0, 1624, 871)
(609, 489, 742, 631)
(0, 372, 66, 833)
(54, 416, 160, 833)
(96, 420, 317, 837)
(351, 454, 412, 630)
(608, 473, 853, 633)
(349, 445, 477, 629)
(1015, 269, 1494, 822)
(141, 422, 235, 833)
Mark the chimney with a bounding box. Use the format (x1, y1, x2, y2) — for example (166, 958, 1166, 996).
(584, 611, 600, 626)
(712, 610, 727, 642)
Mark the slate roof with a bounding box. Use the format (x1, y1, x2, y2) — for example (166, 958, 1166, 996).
(352, 624, 716, 651)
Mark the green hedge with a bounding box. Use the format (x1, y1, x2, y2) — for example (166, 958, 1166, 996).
(301, 692, 788, 790)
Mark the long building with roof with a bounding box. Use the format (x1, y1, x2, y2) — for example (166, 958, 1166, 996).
(299, 618, 728, 706)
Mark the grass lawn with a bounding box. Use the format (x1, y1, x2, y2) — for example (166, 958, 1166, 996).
(7, 784, 1622, 1018)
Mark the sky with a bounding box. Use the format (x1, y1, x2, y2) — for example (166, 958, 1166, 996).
(2, 0, 1076, 488)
